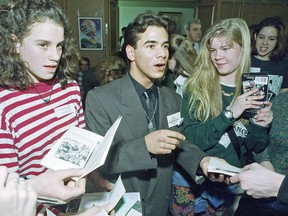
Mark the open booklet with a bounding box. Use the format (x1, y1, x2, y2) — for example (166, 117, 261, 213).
(66, 176, 142, 216)
(41, 116, 122, 180)
(114, 192, 142, 216)
(77, 175, 125, 213)
(208, 157, 243, 176)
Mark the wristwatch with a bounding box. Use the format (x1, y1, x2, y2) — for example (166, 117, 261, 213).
(223, 110, 235, 122)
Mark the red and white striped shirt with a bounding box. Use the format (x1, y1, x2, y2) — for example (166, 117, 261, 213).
(0, 80, 85, 176)
(0, 80, 85, 215)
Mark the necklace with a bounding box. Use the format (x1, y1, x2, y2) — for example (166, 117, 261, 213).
(143, 99, 158, 131)
(33, 80, 55, 104)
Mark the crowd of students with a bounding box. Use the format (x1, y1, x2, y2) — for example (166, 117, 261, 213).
(0, 0, 287, 215)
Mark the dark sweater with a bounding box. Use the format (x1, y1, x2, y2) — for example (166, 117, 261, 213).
(182, 84, 270, 167)
(251, 55, 288, 89)
(255, 92, 288, 175)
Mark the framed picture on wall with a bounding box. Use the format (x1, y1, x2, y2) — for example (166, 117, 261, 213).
(159, 12, 182, 34)
(78, 17, 103, 50)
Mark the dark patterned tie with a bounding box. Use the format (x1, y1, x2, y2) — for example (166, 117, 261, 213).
(144, 90, 156, 132)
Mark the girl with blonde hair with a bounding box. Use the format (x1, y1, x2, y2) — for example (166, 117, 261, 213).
(170, 18, 273, 215)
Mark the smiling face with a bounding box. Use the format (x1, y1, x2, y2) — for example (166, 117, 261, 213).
(17, 21, 64, 83)
(210, 36, 242, 80)
(254, 26, 278, 61)
(127, 26, 169, 88)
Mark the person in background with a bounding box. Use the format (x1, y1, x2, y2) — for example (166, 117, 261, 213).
(254, 92, 288, 175)
(77, 57, 91, 97)
(251, 16, 288, 95)
(0, 0, 112, 215)
(163, 34, 197, 95)
(185, 18, 202, 54)
(85, 12, 227, 216)
(81, 66, 99, 109)
(94, 56, 127, 86)
(76, 57, 99, 109)
(160, 18, 185, 91)
(233, 91, 288, 216)
(79, 57, 91, 72)
(82, 55, 127, 110)
(160, 14, 178, 35)
(118, 26, 129, 64)
(171, 18, 272, 215)
(118, 26, 127, 52)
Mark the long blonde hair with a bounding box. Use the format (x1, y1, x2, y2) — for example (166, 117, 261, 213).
(184, 18, 251, 122)
(169, 34, 197, 76)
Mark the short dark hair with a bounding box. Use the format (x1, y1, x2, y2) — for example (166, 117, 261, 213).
(79, 57, 90, 66)
(124, 12, 170, 49)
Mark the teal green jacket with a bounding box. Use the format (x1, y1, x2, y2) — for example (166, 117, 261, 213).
(182, 87, 270, 168)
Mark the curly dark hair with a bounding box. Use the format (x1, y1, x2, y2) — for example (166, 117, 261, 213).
(0, 0, 80, 90)
(251, 16, 286, 61)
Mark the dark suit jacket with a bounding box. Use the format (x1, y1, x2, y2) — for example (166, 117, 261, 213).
(279, 176, 288, 205)
(85, 73, 207, 216)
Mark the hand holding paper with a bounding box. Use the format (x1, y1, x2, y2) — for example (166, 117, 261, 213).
(208, 157, 243, 176)
(66, 176, 126, 214)
(41, 116, 122, 179)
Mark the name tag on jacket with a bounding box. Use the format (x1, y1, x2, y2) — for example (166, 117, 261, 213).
(167, 112, 183, 128)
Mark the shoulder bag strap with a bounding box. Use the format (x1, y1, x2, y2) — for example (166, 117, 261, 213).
(227, 128, 241, 160)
